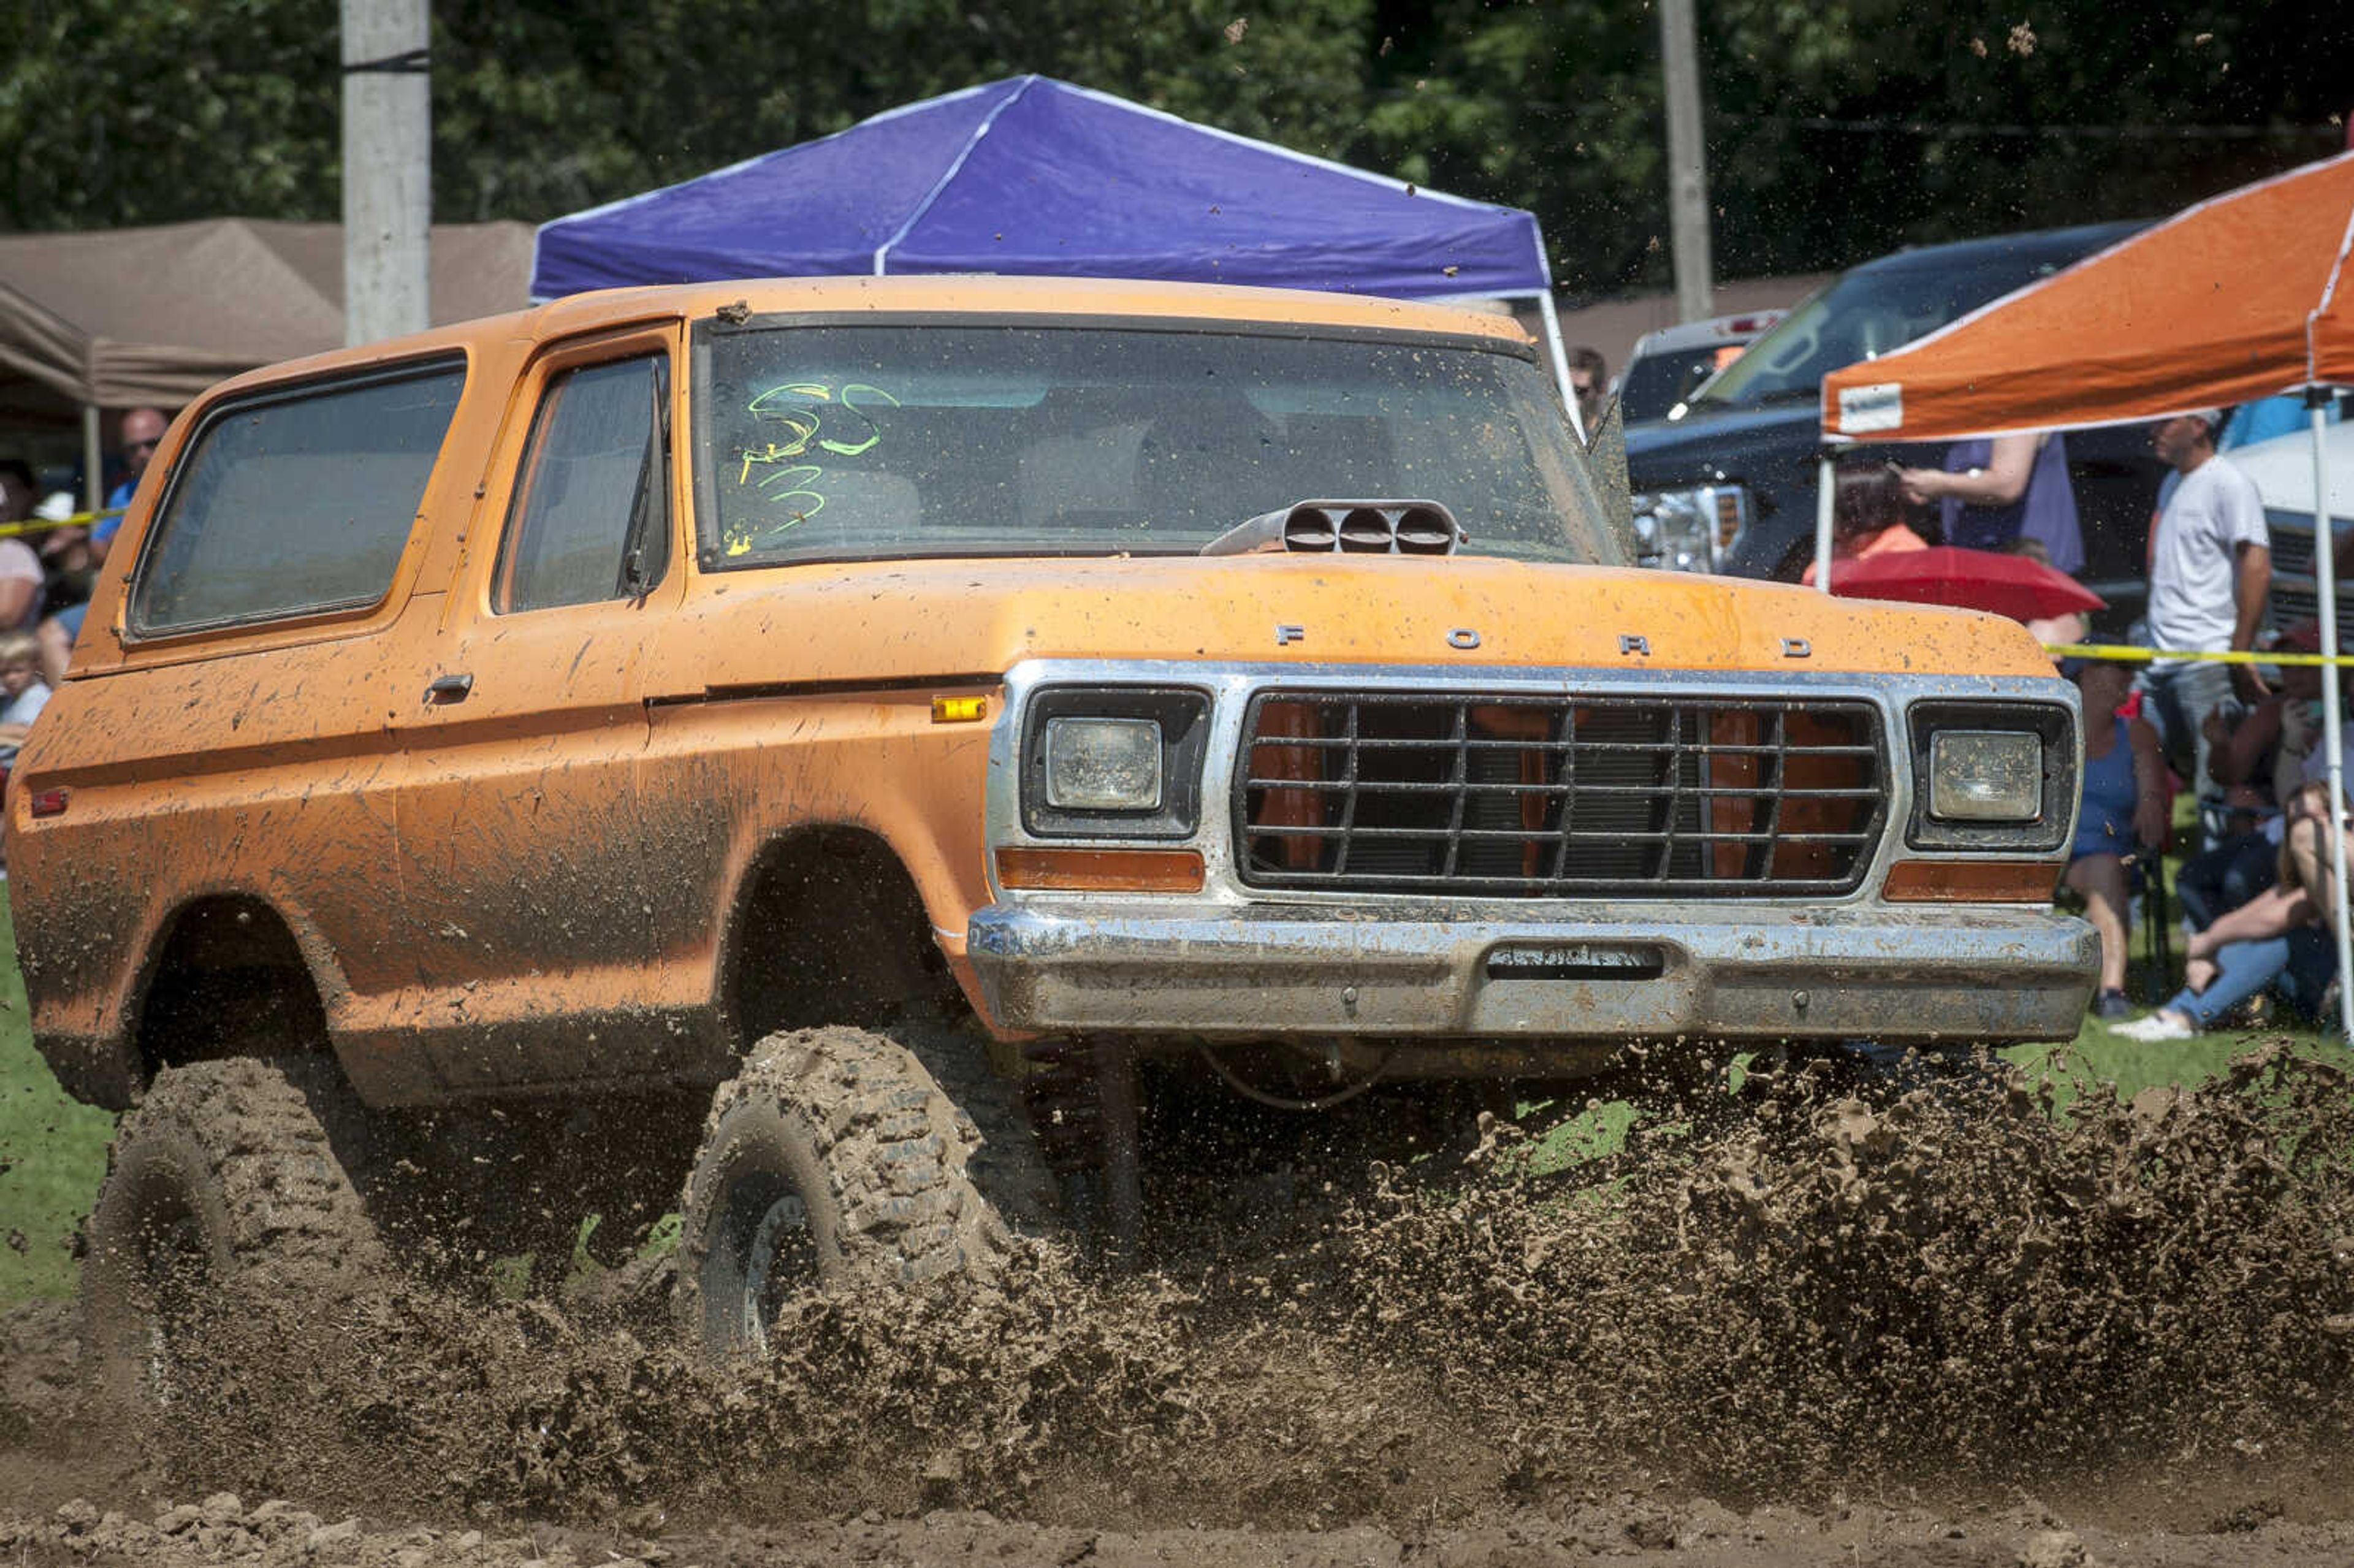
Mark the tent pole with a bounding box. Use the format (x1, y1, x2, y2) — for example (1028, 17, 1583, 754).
(1813, 452, 1835, 593)
(1535, 290, 1585, 443)
(2309, 389, 2354, 1041)
(82, 403, 102, 512)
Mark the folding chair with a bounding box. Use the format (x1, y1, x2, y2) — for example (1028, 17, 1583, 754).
(2134, 851, 2174, 1002)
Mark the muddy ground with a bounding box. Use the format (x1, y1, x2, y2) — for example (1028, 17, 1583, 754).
(7, 1046, 2354, 1565)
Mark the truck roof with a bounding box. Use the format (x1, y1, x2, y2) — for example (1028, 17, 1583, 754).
(202, 275, 1539, 400)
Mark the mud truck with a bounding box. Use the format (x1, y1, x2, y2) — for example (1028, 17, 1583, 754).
(8, 277, 2095, 1383)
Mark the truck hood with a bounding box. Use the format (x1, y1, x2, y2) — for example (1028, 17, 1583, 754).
(1625, 399, 1940, 491)
(641, 553, 2058, 694)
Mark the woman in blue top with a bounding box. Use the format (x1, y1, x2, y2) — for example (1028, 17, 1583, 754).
(2063, 657, 2169, 1018)
(1897, 430, 2083, 575)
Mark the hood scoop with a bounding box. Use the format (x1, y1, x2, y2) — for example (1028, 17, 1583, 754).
(1200, 499, 1463, 558)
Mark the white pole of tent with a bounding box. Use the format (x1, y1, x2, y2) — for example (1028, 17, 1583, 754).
(1813, 453, 1835, 592)
(81, 405, 102, 512)
(1536, 290, 1585, 443)
(2309, 391, 2354, 1041)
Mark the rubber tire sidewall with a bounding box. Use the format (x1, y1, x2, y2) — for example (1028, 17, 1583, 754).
(79, 1117, 240, 1414)
(676, 1092, 850, 1363)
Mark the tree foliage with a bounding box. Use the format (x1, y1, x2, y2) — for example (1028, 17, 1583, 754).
(1, 0, 2348, 298)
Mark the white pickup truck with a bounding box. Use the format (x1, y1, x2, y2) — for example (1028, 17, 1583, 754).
(2236, 408, 2354, 632)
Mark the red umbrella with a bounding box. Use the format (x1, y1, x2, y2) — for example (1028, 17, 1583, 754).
(1825, 546, 2105, 623)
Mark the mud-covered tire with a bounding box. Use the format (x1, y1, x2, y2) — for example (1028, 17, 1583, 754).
(79, 1056, 387, 1413)
(674, 1026, 1010, 1363)
(891, 1017, 1064, 1241)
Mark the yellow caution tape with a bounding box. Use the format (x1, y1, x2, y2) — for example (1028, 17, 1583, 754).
(0, 508, 123, 538)
(2043, 641, 2354, 669)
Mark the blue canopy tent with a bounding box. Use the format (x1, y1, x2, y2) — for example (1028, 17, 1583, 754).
(530, 75, 1582, 425)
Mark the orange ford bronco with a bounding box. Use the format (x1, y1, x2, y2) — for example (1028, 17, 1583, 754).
(11, 276, 2093, 1371)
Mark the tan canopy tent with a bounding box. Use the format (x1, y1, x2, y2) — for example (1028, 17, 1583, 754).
(0, 218, 533, 503)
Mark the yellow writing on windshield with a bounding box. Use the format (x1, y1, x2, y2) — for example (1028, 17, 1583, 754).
(726, 381, 901, 555)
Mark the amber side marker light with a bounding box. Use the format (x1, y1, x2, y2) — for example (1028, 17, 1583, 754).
(1883, 859, 2060, 904)
(932, 695, 989, 724)
(997, 847, 1205, 893)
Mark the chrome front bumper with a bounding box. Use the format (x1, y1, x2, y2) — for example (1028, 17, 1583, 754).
(966, 899, 2098, 1044)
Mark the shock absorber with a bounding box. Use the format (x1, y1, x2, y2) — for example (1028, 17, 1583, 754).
(1019, 1038, 1102, 1175)
(1021, 1036, 1149, 1251)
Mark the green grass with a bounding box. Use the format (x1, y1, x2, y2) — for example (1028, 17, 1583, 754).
(2019, 1019, 2323, 1101)
(0, 884, 115, 1303)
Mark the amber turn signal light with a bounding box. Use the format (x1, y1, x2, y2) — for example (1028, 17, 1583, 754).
(932, 695, 989, 724)
(1882, 859, 2059, 903)
(996, 847, 1205, 892)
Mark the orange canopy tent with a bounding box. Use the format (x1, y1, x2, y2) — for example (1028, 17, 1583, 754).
(1819, 150, 2354, 443)
(1816, 148, 2354, 1032)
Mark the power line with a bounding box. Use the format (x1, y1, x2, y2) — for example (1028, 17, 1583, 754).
(1721, 113, 2341, 142)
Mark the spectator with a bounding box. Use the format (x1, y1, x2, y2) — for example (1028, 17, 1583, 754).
(2166, 626, 2354, 997)
(0, 462, 48, 634)
(0, 460, 34, 530)
(0, 630, 48, 769)
(34, 489, 93, 604)
(2138, 408, 2268, 814)
(2173, 740, 2292, 992)
(2201, 622, 2326, 809)
(2117, 783, 2341, 1040)
(0, 628, 46, 878)
(1898, 431, 2082, 574)
(2008, 536, 2092, 650)
(90, 406, 167, 566)
(2063, 657, 2168, 1018)
(1566, 346, 1606, 436)
(1799, 460, 1928, 585)
(34, 614, 72, 694)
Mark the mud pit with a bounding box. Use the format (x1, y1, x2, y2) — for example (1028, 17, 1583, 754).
(7, 1045, 2354, 1565)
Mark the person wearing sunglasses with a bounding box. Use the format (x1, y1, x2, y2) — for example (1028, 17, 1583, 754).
(88, 406, 168, 568)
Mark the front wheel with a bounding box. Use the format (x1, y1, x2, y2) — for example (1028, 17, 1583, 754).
(673, 1026, 1009, 1363)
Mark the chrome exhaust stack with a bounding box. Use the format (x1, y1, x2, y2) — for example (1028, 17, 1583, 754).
(1200, 499, 1465, 557)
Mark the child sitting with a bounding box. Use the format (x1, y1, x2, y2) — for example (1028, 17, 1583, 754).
(0, 628, 48, 772)
(0, 630, 48, 876)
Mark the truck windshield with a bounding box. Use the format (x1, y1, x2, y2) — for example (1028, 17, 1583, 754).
(696, 321, 1620, 568)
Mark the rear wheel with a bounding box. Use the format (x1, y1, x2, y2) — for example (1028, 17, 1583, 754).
(674, 1026, 1015, 1363)
(79, 1057, 386, 1412)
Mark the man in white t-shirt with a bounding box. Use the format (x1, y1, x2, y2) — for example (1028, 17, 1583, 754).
(2139, 408, 2269, 807)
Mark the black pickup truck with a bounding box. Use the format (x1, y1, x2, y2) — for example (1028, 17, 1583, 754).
(1626, 222, 2164, 631)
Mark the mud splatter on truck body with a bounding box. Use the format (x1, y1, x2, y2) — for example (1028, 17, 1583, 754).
(5, 273, 2095, 1398)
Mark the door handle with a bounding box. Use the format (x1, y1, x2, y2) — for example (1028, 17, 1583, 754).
(424, 672, 474, 706)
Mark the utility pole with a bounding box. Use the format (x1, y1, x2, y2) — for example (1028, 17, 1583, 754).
(341, 0, 431, 346)
(1658, 0, 1715, 323)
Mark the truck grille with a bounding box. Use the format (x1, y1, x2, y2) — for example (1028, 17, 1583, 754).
(2271, 512, 2315, 579)
(1235, 690, 1887, 897)
(2265, 514, 2354, 631)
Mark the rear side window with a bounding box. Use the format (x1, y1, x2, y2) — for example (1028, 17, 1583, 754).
(131, 360, 465, 636)
(497, 354, 671, 613)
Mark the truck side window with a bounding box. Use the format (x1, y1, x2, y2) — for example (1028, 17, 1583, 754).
(130, 360, 465, 636)
(498, 354, 671, 613)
